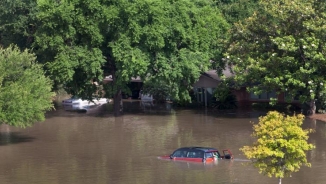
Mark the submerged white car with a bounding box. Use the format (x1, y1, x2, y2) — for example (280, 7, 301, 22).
(62, 96, 109, 106)
(62, 96, 110, 112)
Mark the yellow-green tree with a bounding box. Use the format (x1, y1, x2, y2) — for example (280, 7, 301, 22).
(241, 111, 315, 184)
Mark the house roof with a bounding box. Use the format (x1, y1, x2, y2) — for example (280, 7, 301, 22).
(104, 75, 142, 82)
(103, 67, 234, 83)
(202, 67, 234, 81)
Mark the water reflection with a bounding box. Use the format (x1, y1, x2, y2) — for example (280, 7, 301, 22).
(158, 157, 234, 171)
(123, 100, 174, 115)
(63, 103, 108, 113)
(0, 130, 35, 146)
(0, 103, 325, 184)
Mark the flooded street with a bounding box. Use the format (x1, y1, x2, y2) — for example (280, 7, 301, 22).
(0, 102, 326, 184)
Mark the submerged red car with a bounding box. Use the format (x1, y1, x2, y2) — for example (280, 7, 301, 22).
(160, 147, 233, 163)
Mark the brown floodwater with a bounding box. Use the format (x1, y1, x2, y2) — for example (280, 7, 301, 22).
(0, 101, 325, 184)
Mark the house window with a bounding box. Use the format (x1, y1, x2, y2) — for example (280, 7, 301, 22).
(250, 91, 276, 100)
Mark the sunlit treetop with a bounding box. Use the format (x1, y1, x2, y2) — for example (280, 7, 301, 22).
(241, 111, 315, 179)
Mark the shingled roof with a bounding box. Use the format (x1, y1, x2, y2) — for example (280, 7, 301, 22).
(103, 67, 234, 83)
(202, 67, 234, 81)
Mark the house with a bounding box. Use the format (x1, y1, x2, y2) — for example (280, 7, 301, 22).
(193, 69, 300, 107)
(103, 69, 300, 107)
(193, 69, 233, 107)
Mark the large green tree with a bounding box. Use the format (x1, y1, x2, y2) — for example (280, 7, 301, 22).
(226, 0, 326, 114)
(0, 45, 54, 128)
(0, 0, 37, 48)
(241, 111, 315, 184)
(35, 0, 229, 116)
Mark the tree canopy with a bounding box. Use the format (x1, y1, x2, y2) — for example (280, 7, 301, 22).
(226, 0, 326, 112)
(215, 0, 260, 24)
(34, 0, 229, 115)
(0, 0, 37, 48)
(0, 45, 54, 128)
(241, 111, 315, 184)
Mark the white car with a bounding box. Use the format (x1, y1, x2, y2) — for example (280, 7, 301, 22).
(62, 96, 109, 106)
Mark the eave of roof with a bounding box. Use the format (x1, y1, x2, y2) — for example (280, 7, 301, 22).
(103, 67, 234, 83)
(103, 75, 142, 82)
(202, 68, 234, 81)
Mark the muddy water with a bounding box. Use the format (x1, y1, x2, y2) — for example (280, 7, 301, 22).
(0, 102, 325, 184)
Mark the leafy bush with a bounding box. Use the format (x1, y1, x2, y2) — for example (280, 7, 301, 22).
(0, 45, 55, 127)
(211, 82, 237, 109)
(241, 111, 315, 184)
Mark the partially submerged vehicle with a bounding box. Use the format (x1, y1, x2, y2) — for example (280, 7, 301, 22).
(62, 96, 110, 112)
(62, 96, 109, 106)
(160, 147, 233, 163)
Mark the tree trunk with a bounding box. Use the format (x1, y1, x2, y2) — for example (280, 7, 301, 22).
(307, 99, 316, 116)
(113, 89, 123, 117)
(302, 100, 316, 116)
(278, 178, 282, 184)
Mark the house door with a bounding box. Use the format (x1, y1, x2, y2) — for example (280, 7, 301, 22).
(196, 88, 208, 106)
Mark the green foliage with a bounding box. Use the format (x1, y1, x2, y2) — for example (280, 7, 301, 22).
(241, 111, 315, 181)
(316, 95, 326, 113)
(215, 0, 260, 24)
(172, 89, 198, 108)
(0, 45, 54, 128)
(212, 81, 237, 109)
(34, 0, 230, 108)
(104, 0, 230, 103)
(0, 0, 37, 48)
(35, 0, 107, 98)
(142, 81, 170, 103)
(227, 0, 326, 106)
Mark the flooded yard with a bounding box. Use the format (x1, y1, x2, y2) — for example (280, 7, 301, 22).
(0, 102, 325, 184)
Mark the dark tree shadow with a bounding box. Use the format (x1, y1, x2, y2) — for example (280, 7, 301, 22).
(0, 132, 35, 146)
